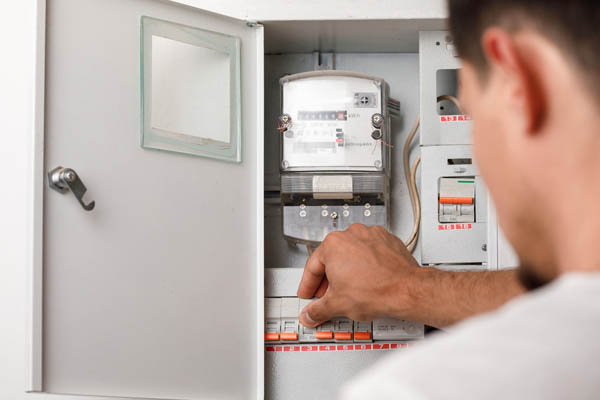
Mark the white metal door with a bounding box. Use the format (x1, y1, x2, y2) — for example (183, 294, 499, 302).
(33, 0, 263, 399)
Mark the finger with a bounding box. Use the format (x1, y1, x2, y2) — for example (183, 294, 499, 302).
(314, 276, 329, 298)
(299, 294, 339, 328)
(296, 245, 326, 299)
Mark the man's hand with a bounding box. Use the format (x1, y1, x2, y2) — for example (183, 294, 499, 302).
(297, 224, 527, 328)
(297, 224, 420, 328)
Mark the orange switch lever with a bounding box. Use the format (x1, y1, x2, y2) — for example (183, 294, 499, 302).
(280, 332, 298, 341)
(264, 332, 279, 341)
(316, 331, 333, 340)
(354, 331, 371, 340)
(439, 197, 473, 205)
(334, 332, 353, 340)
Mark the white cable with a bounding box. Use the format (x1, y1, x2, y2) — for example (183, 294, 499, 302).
(406, 154, 421, 252)
(402, 116, 420, 252)
(402, 95, 462, 253)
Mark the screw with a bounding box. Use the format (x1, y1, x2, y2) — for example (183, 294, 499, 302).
(374, 160, 382, 169)
(281, 160, 289, 169)
(343, 210, 350, 217)
(299, 210, 307, 217)
(321, 210, 329, 217)
(482, 244, 487, 251)
(331, 212, 338, 220)
(364, 210, 371, 217)
(63, 170, 76, 182)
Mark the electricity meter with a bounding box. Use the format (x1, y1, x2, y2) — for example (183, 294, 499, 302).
(279, 71, 392, 244)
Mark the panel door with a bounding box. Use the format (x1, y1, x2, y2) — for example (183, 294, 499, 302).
(40, 0, 263, 398)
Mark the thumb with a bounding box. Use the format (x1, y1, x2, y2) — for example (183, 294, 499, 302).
(299, 295, 337, 328)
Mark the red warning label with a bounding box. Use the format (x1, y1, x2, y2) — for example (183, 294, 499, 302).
(438, 223, 472, 231)
(440, 115, 471, 122)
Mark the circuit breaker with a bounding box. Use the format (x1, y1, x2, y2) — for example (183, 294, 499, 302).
(278, 71, 391, 244)
(439, 177, 475, 223)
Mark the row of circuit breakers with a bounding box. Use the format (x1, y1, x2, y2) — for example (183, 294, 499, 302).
(265, 297, 424, 343)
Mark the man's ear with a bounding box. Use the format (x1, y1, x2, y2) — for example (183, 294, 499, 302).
(481, 27, 545, 134)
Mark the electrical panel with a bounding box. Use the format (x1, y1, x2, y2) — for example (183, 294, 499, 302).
(419, 31, 488, 265)
(278, 71, 391, 245)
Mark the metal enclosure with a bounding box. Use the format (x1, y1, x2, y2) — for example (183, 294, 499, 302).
(418, 31, 489, 266)
(29, 0, 520, 398)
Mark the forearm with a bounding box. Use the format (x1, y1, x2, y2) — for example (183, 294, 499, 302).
(394, 267, 526, 328)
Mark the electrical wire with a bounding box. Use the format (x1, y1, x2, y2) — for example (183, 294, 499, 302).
(402, 115, 421, 252)
(406, 154, 421, 252)
(402, 95, 463, 253)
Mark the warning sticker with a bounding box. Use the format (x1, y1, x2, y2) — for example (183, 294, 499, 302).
(440, 115, 472, 122)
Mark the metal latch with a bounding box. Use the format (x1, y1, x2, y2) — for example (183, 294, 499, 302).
(48, 166, 95, 211)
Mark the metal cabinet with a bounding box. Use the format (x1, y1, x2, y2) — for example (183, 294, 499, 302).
(27, 1, 516, 399)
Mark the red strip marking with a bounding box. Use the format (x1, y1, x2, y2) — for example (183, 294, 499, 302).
(438, 223, 472, 231)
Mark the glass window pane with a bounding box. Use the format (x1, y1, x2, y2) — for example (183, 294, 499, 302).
(141, 16, 241, 162)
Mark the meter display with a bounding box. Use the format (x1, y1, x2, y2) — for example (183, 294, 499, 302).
(280, 73, 386, 171)
(278, 71, 392, 244)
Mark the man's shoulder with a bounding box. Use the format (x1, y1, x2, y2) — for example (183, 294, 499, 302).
(340, 273, 600, 400)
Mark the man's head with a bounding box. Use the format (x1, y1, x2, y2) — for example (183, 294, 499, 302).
(448, 0, 600, 286)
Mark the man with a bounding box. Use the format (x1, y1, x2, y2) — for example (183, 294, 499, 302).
(296, 0, 600, 398)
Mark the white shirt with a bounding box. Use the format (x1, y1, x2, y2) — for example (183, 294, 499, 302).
(340, 273, 600, 400)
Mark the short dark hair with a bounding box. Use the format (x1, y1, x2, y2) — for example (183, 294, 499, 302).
(448, 0, 600, 98)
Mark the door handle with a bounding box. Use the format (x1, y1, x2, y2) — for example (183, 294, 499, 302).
(48, 166, 95, 211)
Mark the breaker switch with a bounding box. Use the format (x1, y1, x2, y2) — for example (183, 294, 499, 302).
(280, 297, 300, 343)
(264, 298, 282, 343)
(439, 177, 476, 223)
(316, 320, 335, 341)
(353, 321, 373, 342)
(298, 299, 318, 342)
(333, 317, 354, 342)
